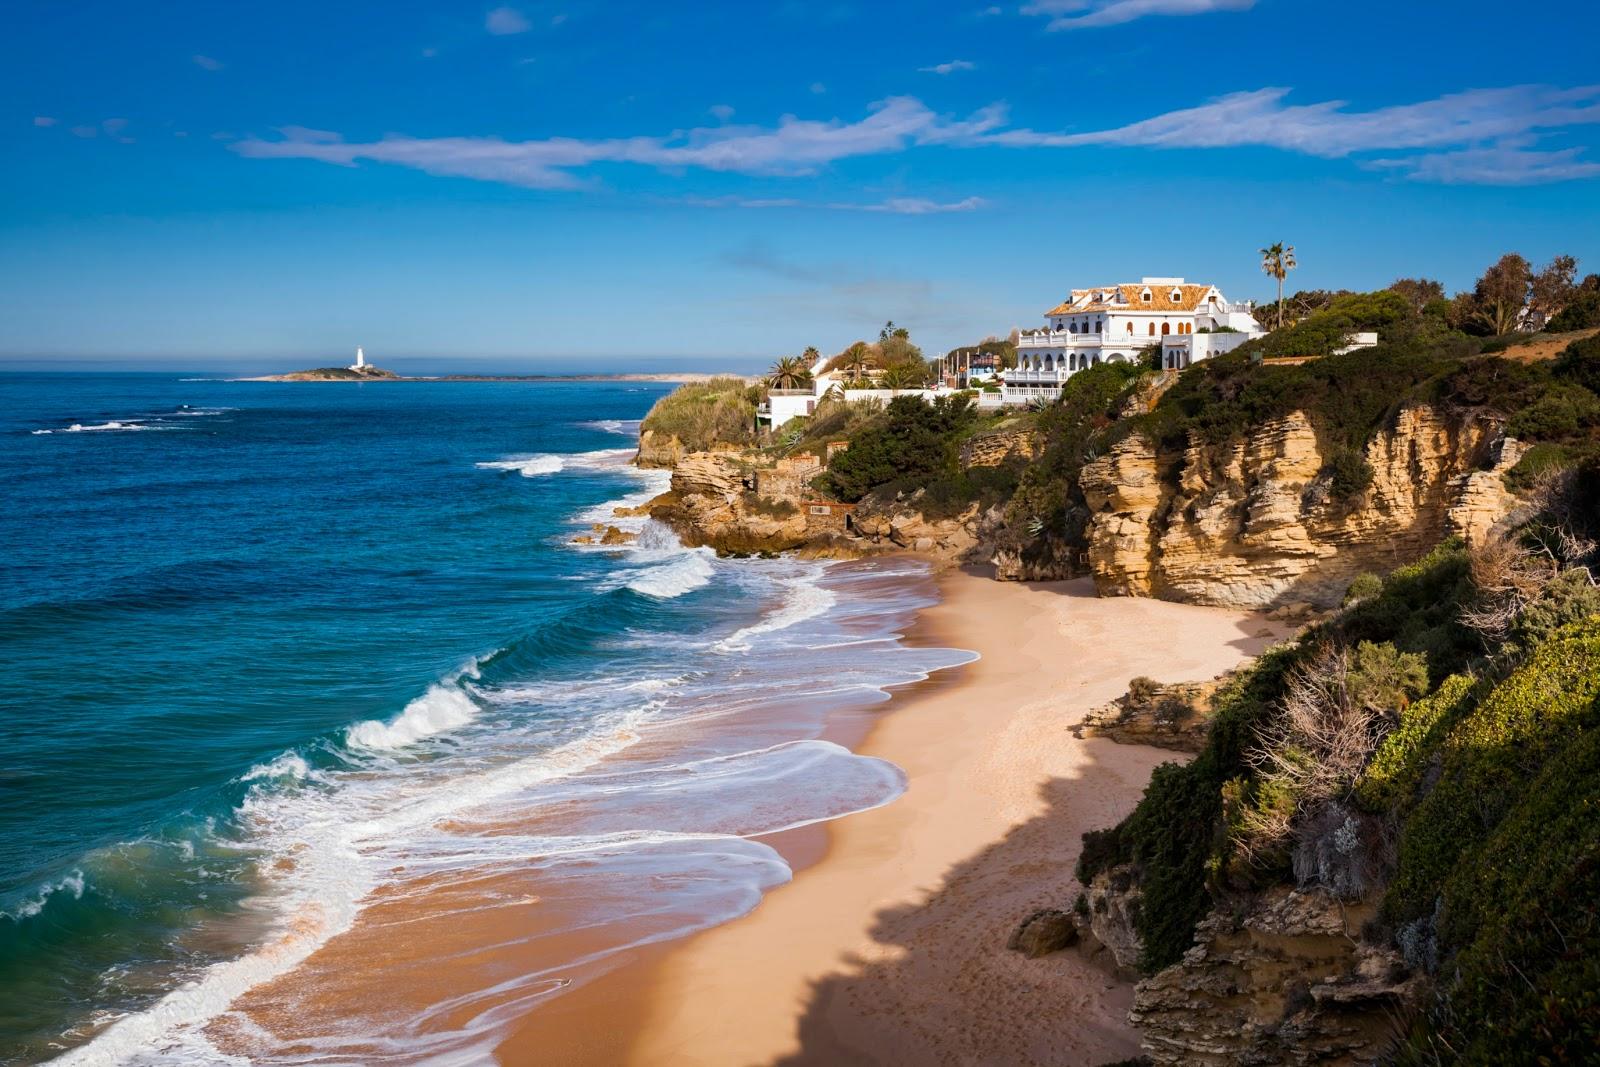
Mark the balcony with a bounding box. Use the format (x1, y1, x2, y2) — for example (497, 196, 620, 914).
(1016, 330, 1104, 350)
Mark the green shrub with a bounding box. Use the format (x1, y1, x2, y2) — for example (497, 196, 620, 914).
(1343, 572, 1384, 605)
(1325, 449, 1374, 501)
(640, 377, 759, 452)
(1506, 382, 1600, 440)
(1354, 673, 1478, 813)
(1383, 619, 1600, 928)
(1544, 290, 1600, 332)
(822, 394, 976, 502)
(1383, 619, 1600, 1063)
(1551, 331, 1600, 394)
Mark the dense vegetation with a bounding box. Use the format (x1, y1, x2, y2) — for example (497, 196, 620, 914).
(1075, 468, 1600, 1059)
(638, 376, 761, 453)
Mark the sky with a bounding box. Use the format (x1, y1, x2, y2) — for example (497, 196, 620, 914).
(4, 0, 1600, 372)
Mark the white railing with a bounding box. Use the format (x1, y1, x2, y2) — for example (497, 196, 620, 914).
(1018, 331, 1106, 349)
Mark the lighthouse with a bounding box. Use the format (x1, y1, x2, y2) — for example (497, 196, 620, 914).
(350, 346, 367, 371)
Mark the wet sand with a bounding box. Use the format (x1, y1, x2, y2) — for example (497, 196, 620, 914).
(500, 569, 1289, 1066)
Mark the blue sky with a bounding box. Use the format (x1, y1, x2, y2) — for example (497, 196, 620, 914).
(4, 0, 1599, 371)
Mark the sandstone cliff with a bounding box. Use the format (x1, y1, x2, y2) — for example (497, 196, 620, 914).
(1079, 406, 1520, 609)
(646, 451, 817, 554)
(1127, 889, 1414, 1066)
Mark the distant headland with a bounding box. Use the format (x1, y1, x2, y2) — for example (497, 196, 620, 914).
(239, 346, 732, 383)
(239, 368, 732, 383)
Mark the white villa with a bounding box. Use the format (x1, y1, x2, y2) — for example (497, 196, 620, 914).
(1004, 278, 1264, 403)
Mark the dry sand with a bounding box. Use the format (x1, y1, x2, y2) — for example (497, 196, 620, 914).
(501, 569, 1290, 1066)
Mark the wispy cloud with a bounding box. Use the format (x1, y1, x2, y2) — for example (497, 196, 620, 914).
(1366, 142, 1600, 185)
(33, 116, 56, 127)
(192, 54, 224, 71)
(233, 97, 1007, 189)
(1022, 0, 1255, 30)
(709, 104, 736, 122)
(233, 86, 1600, 192)
(919, 59, 976, 75)
(991, 84, 1600, 182)
(485, 6, 531, 34)
(688, 194, 988, 214)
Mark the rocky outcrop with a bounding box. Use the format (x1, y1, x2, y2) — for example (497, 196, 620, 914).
(635, 429, 688, 469)
(1080, 433, 1168, 596)
(991, 535, 1080, 582)
(1076, 672, 1236, 752)
(571, 524, 636, 546)
(1082, 406, 1511, 609)
(1007, 908, 1080, 958)
(648, 452, 815, 554)
(850, 499, 990, 561)
(960, 427, 1041, 468)
(1130, 889, 1416, 1066)
(1074, 865, 1146, 979)
(1446, 435, 1528, 543)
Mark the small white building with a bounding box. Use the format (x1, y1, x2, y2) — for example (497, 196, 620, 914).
(1004, 278, 1263, 404)
(349, 346, 367, 371)
(759, 350, 981, 427)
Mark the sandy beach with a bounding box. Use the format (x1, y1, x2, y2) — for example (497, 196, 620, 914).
(501, 568, 1290, 1066)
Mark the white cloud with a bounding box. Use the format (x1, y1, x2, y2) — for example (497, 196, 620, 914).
(919, 59, 977, 75)
(1366, 142, 1600, 185)
(1022, 0, 1255, 30)
(485, 6, 531, 34)
(809, 82, 827, 95)
(33, 116, 56, 127)
(232, 86, 1600, 192)
(192, 54, 224, 71)
(990, 85, 1600, 182)
(102, 118, 129, 134)
(233, 97, 1007, 189)
(688, 194, 988, 214)
(70, 125, 98, 138)
(709, 104, 736, 122)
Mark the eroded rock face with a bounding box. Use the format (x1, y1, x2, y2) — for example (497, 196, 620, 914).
(1130, 888, 1416, 1067)
(991, 532, 1080, 581)
(1083, 407, 1508, 609)
(635, 429, 686, 469)
(648, 452, 812, 553)
(1075, 866, 1145, 980)
(1076, 672, 1236, 752)
(960, 428, 1041, 468)
(1007, 908, 1079, 958)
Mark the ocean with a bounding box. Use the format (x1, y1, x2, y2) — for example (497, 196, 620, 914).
(0, 374, 971, 1064)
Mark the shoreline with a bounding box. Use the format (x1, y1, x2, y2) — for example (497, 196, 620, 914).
(499, 566, 1293, 1065)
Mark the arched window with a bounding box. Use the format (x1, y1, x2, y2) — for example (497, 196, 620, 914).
(1162, 322, 1171, 335)
(1126, 322, 1134, 335)
(1044, 354, 1053, 370)
(1148, 322, 1156, 336)
(1068, 322, 1076, 333)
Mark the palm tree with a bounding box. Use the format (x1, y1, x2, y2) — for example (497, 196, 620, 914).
(766, 355, 812, 390)
(881, 362, 927, 390)
(1260, 242, 1298, 329)
(843, 342, 870, 385)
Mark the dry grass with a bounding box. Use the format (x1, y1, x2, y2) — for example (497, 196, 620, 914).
(1493, 327, 1599, 364)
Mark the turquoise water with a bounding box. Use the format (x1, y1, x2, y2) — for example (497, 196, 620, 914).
(0, 374, 968, 1063)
